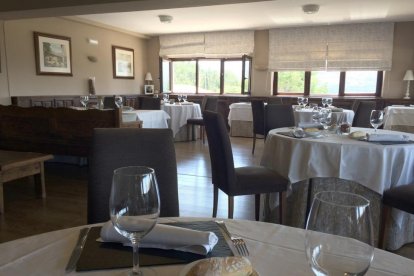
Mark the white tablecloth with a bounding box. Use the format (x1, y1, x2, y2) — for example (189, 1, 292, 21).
(293, 108, 355, 126)
(0, 217, 412, 275)
(261, 127, 414, 195)
(162, 103, 202, 137)
(228, 102, 253, 126)
(384, 106, 414, 130)
(122, 110, 170, 128)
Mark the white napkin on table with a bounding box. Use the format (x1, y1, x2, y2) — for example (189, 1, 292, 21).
(298, 122, 323, 129)
(180, 102, 194, 105)
(366, 133, 410, 142)
(100, 221, 218, 255)
(328, 107, 344, 112)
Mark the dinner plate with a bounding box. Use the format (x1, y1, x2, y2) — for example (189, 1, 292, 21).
(179, 259, 259, 276)
(304, 130, 322, 137)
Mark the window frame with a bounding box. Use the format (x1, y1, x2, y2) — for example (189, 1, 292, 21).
(272, 71, 383, 97)
(160, 55, 252, 95)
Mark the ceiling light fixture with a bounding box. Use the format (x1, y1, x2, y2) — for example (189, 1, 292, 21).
(158, 15, 173, 23)
(302, 4, 320, 14)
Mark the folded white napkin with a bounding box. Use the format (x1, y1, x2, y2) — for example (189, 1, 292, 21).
(180, 102, 194, 105)
(366, 133, 410, 142)
(100, 221, 218, 255)
(298, 122, 323, 129)
(328, 107, 344, 112)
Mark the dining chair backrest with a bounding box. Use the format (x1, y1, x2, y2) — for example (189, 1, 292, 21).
(267, 98, 283, 105)
(103, 96, 117, 109)
(352, 100, 377, 128)
(203, 111, 236, 194)
(251, 100, 266, 136)
(88, 128, 179, 223)
(139, 97, 161, 110)
(202, 96, 218, 113)
(265, 104, 295, 136)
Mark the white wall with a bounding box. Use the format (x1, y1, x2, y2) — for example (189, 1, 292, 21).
(0, 21, 10, 104)
(3, 17, 147, 97)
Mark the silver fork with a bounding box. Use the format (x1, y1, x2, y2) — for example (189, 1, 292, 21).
(215, 220, 249, 256)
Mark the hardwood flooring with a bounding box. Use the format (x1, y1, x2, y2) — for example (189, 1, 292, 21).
(0, 135, 413, 261)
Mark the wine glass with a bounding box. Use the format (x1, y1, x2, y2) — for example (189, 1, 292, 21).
(297, 97, 304, 109)
(305, 191, 374, 276)
(177, 95, 183, 103)
(115, 96, 123, 108)
(80, 96, 89, 108)
(302, 97, 309, 108)
(110, 166, 160, 276)
(182, 95, 187, 102)
(321, 98, 328, 108)
(370, 110, 384, 132)
(319, 109, 332, 130)
(326, 98, 333, 108)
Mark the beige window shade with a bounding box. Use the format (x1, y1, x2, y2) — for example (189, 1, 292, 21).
(159, 31, 254, 58)
(269, 22, 394, 71)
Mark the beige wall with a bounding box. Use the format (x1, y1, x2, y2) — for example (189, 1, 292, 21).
(383, 21, 414, 98)
(146, 37, 160, 92)
(0, 21, 11, 104)
(4, 17, 147, 97)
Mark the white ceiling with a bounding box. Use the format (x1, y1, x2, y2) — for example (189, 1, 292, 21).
(76, 0, 414, 36)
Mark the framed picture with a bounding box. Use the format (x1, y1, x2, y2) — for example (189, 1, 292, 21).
(144, 85, 154, 95)
(112, 46, 134, 79)
(34, 32, 72, 76)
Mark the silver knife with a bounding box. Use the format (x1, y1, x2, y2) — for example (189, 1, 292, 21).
(65, 227, 90, 273)
(215, 220, 238, 256)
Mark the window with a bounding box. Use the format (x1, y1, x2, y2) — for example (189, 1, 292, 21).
(160, 56, 251, 94)
(273, 70, 382, 96)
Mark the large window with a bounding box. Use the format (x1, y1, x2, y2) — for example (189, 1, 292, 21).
(160, 56, 252, 94)
(274, 70, 382, 96)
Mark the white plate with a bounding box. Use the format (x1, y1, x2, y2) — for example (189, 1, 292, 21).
(179, 259, 259, 276)
(304, 130, 322, 137)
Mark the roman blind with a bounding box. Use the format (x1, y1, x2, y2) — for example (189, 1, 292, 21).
(269, 22, 394, 71)
(159, 30, 254, 58)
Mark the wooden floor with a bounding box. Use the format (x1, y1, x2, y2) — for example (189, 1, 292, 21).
(0, 135, 413, 260)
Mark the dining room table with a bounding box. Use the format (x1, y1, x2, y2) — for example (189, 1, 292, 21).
(122, 109, 170, 129)
(162, 102, 202, 141)
(293, 106, 355, 126)
(383, 105, 414, 133)
(260, 127, 414, 251)
(0, 217, 412, 275)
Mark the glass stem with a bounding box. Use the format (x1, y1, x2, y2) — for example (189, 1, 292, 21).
(131, 241, 141, 276)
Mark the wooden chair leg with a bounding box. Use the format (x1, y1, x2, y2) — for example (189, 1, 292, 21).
(255, 194, 261, 221)
(0, 182, 4, 214)
(228, 196, 234, 219)
(252, 134, 256, 155)
(213, 186, 218, 218)
(202, 126, 205, 144)
(279, 191, 287, 225)
(378, 204, 391, 249)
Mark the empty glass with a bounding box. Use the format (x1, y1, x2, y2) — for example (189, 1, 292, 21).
(182, 95, 187, 102)
(114, 96, 123, 108)
(321, 98, 328, 108)
(80, 96, 89, 108)
(305, 191, 374, 276)
(177, 95, 183, 103)
(297, 97, 304, 108)
(370, 110, 384, 132)
(302, 97, 309, 107)
(326, 98, 333, 107)
(163, 94, 169, 102)
(110, 166, 160, 276)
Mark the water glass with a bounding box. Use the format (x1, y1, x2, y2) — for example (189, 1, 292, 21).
(182, 95, 187, 102)
(302, 97, 309, 107)
(114, 96, 123, 108)
(305, 191, 374, 276)
(321, 98, 328, 108)
(326, 98, 333, 107)
(80, 96, 89, 108)
(370, 110, 384, 132)
(297, 97, 304, 108)
(110, 166, 160, 276)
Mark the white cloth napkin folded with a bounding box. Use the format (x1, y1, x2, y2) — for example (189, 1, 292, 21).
(298, 122, 323, 129)
(366, 133, 410, 142)
(180, 102, 194, 105)
(100, 221, 218, 255)
(328, 107, 344, 112)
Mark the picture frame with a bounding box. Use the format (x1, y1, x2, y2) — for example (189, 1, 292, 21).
(34, 32, 72, 76)
(112, 46, 134, 79)
(144, 85, 154, 95)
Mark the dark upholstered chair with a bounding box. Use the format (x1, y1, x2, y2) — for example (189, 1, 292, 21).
(378, 183, 414, 249)
(187, 96, 218, 144)
(88, 128, 179, 223)
(203, 111, 288, 222)
(352, 100, 377, 128)
(103, 96, 117, 109)
(139, 97, 161, 110)
(251, 100, 266, 155)
(267, 98, 283, 105)
(265, 104, 295, 137)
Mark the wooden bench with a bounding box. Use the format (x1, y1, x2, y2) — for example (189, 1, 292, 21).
(0, 150, 53, 213)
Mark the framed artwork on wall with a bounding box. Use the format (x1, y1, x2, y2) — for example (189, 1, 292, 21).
(112, 46, 134, 79)
(144, 85, 154, 94)
(33, 32, 72, 76)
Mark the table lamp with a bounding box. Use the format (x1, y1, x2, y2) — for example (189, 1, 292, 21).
(145, 72, 153, 85)
(403, 69, 414, 99)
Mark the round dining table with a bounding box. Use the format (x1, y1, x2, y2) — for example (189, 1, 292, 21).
(260, 127, 414, 251)
(293, 107, 355, 126)
(0, 217, 412, 275)
(162, 102, 202, 141)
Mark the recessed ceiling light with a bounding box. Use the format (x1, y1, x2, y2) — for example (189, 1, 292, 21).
(158, 15, 173, 23)
(302, 4, 320, 14)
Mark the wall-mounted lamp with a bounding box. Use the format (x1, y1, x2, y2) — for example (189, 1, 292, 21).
(145, 72, 153, 85)
(87, 56, 98, 62)
(87, 38, 99, 45)
(158, 15, 173, 23)
(403, 70, 414, 99)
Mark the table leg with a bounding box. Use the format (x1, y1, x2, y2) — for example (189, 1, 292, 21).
(40, 162, 46, 198)
(0, 182, 4, 213)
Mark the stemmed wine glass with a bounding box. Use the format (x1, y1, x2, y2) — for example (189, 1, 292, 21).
(297, 97, 304, 109)
(110, 166, 160, 276)
(326, 98, 333, 108)
(302, 97, 309, 108)
(182, 95, 187, 102)
(370, 110, 384, 132)
(319, 109, 332, 130)
(321, 98, 328, 108)
(305, 191, 374, 276)
(177, 95, 183, 103)
(80, 96, 89, 108)
(115, 96, 123, 108)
